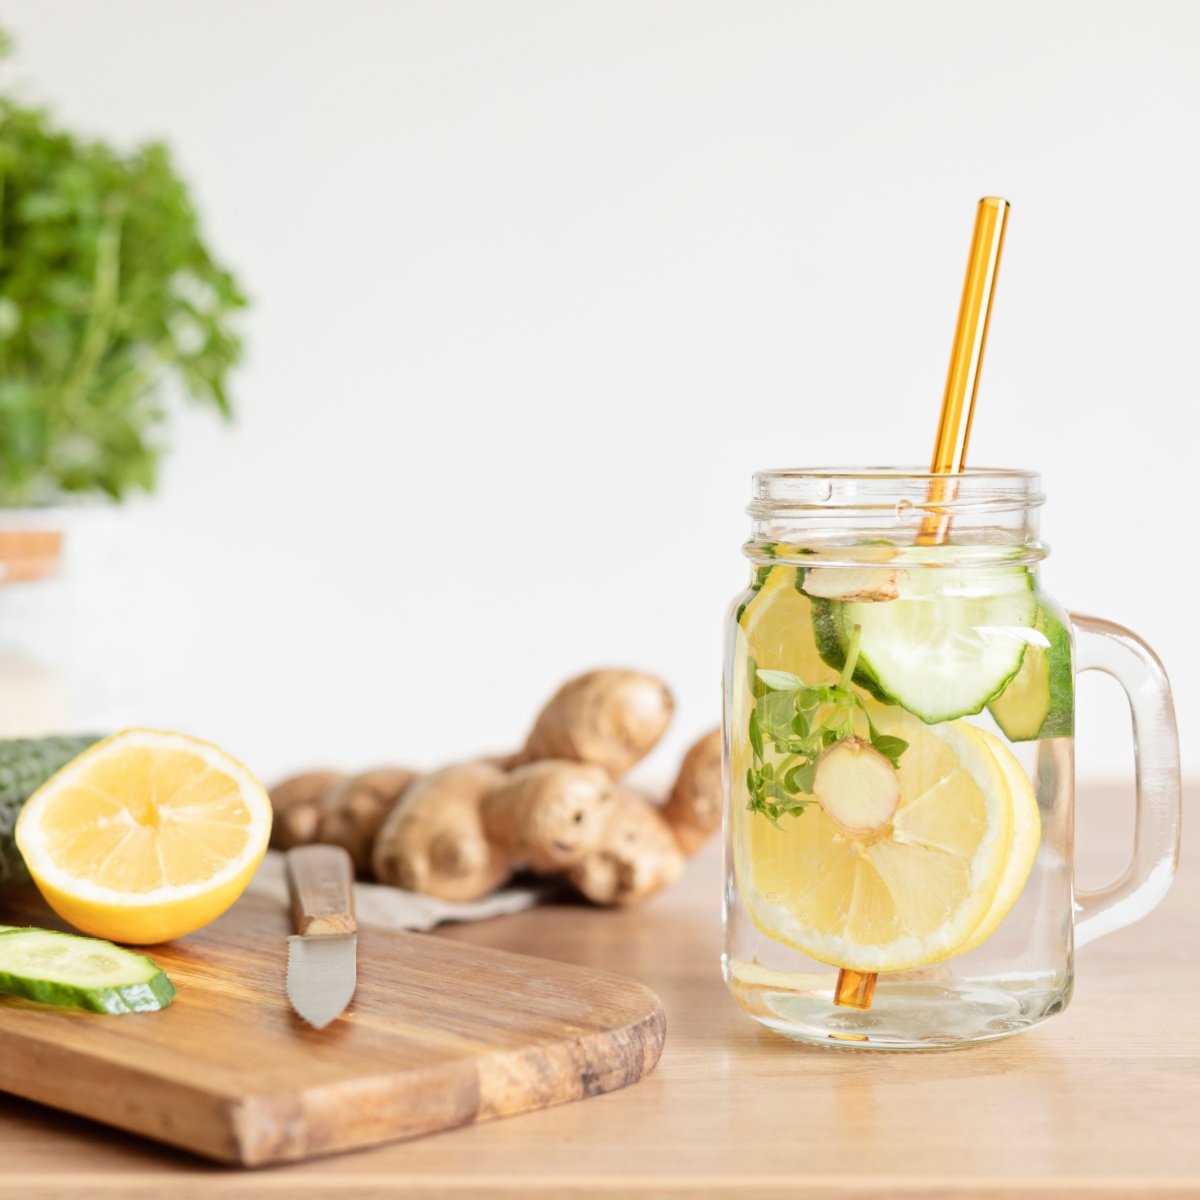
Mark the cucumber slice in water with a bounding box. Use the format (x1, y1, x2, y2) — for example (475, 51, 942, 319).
(813, 566, 1038, 724)
(0, 927, 176, 1013)
(988, 606, 1073, 741)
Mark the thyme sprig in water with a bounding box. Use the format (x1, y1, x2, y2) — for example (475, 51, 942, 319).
(745, 626, 908, 829)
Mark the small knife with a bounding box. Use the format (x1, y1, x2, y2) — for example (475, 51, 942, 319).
(285, 844, 357, 1029)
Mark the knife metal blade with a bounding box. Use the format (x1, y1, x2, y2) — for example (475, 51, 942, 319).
(284, 845, 358, 1029)
(287, 932, 357, 1029)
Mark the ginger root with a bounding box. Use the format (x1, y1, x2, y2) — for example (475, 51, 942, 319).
(661, 728, 722, 855)
(479, 761, 685, 905)
(480, 760, 615, 873)
(567, 786, 684, 905)
(518, 669, 674, 777)
(272, 668, 725, 910)
(269, 770, 346, 850)
(372, 763, 512, 902)
(316, 767, 418, 874)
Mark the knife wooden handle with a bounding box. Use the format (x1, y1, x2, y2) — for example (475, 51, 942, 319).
(286, 845, 357, 936)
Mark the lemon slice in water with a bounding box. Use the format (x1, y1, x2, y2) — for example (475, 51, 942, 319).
(736, 564, 840, 688)
(957, 725, 1041, 953)
(734, 709, 1018, 973)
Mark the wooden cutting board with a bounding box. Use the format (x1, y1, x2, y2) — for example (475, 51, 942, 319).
(0, 887, 664, 1167)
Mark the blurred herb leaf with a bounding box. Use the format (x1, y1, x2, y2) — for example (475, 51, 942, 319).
(0, 26, 246, 504)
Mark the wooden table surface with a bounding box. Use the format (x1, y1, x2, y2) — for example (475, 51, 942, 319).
(2, 784, 1196, 1199)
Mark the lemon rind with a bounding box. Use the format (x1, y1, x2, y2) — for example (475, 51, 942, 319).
(956, 725, 1041, 953)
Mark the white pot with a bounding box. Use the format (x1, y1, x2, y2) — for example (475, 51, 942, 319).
(0, 505, 133, 738)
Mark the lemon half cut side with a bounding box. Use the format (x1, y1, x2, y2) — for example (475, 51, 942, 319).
(16, 729, 272, 945)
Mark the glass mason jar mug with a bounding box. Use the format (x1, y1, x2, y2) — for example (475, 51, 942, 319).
(723, 468, 1180, 1049)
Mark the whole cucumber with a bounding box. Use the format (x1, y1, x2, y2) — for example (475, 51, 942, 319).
(0, 735, 102, 888)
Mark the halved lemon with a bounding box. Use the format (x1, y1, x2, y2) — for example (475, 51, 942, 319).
(733, 709, 1016, 973)
(16, 729, 272, 944)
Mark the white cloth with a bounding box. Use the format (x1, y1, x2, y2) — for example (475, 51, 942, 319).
(247, 849, 541, 932)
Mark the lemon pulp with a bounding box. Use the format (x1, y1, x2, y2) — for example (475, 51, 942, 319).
(16, 729, 272, 944)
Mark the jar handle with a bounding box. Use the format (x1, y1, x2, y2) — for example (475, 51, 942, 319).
(1070, 613, 1181, 948)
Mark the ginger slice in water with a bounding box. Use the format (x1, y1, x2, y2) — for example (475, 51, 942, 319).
(812, 737, 900, 836)
(801, 567, 904, 603)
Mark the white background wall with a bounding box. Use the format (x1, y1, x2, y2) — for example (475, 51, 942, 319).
(1, 1, 1197, 787)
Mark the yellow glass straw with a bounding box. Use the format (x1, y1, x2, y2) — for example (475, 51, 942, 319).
(919, 196, 1010, 542)
(833, 196, 1011, 1013)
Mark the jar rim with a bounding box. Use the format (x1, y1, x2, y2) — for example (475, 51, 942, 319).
(753, 465, 1040, 483)
(750, 466, 1044, 516)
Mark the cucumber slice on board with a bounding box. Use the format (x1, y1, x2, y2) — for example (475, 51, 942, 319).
(988, 606, 1073, 741)
(0, 927, 176, 1013)
(813, 566, 1038, 724)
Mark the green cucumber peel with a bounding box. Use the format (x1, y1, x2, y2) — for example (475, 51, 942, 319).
(734, 564, 775, 625)
(810, 566, 1038, 725)
(989, 605, 1074, 741)
(1, 734, 104, 889)
(811, 598, 895, 705)
(0, 927, 176, 1014)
